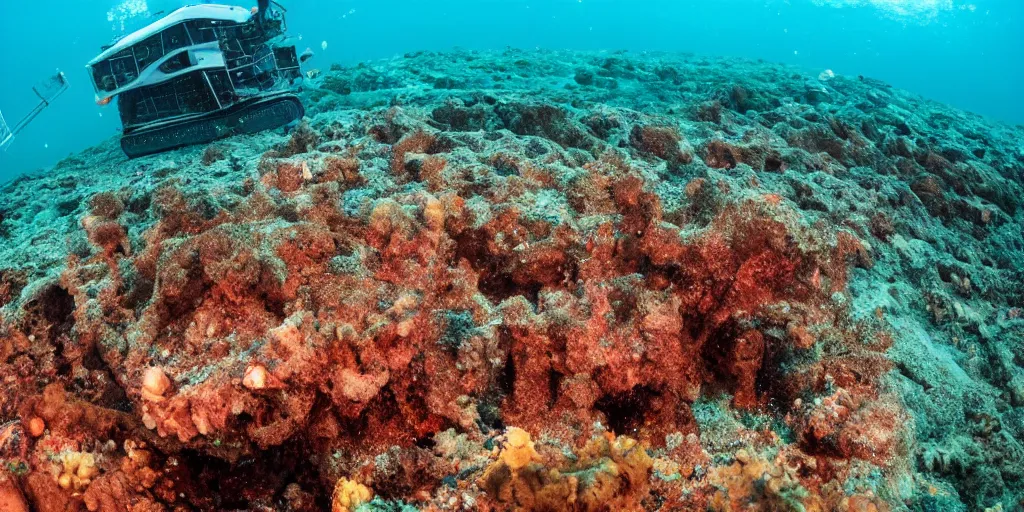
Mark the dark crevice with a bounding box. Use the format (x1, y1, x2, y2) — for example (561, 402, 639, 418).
(753, 333, 793, 405)
(19, 284, 77, 380)
(177, 442, 329, 510)
(498, 348, 516, 397)
(595, 385, 659, 437)
(477, 339, 514, 433)
(121, 276, 155, 315)
(33, 284, 76, 334)
(700, 319, 741, 393)
(452, 229, 543, 305)
(478, 272, 542, 305)
(547, 369, 564, 408)
(414, 435, 436, 450)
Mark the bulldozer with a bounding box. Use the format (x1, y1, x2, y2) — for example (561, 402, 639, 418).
(86, 1, 304, 158)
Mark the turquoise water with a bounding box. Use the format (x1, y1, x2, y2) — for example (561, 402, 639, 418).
(0, 0, 1021, 181)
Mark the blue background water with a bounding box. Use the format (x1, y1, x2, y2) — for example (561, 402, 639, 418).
(1, 0, 1021, 182)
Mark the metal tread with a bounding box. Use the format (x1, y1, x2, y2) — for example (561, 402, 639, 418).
(120, 93, 303, 158)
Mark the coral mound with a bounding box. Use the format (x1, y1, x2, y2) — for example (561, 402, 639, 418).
(1, 49, 1023, 511)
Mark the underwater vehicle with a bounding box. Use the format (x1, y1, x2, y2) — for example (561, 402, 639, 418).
(87, 1, 304, 158)
(0, 72, 70, 152)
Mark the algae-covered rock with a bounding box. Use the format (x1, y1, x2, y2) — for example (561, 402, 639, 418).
(0, 49, 1022, 511)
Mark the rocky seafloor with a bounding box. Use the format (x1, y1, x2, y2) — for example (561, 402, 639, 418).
(1, 49, 1023, 512)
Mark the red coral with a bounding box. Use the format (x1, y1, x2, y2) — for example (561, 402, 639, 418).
(0, 55, 913, 510)
(323, 156, 365, 185)
(391, 130, 437, 177)
(0, 269, 27, 308)
(262, 159, 307, 193)
(629, 124, 694, 165)
(83, 218, 129, 257)
(702, 139, 782, 172)
(88, 192, 124, 219)
(704, 140, 741, 169)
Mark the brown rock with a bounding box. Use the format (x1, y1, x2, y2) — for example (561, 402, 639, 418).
(0, 470, 29, 512)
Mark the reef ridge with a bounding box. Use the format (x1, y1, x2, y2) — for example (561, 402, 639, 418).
(1, 49, 1023, 512)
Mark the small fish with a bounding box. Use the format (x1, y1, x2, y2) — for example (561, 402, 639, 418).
(321, 40, 328, 51)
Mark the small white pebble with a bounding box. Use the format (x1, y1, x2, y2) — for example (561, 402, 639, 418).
(243, 364, 268, 390)
(142, 367, 171, 398)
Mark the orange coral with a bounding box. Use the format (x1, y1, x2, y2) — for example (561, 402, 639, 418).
(331, 478, 373, 512)
(479, 428, 653, 511)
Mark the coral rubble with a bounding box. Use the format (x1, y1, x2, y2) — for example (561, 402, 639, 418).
(1, 49, 1023, 511)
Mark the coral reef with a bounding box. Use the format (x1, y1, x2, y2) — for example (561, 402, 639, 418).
(1, 49, 1022, 511)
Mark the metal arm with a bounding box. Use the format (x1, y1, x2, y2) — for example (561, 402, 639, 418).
(0, 111, 12, 150)
(0, 72, 69, 151)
